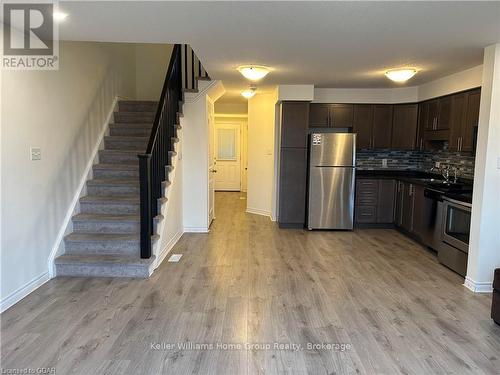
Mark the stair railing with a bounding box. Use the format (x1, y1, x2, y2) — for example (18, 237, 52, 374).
(138, 44, 209, 258)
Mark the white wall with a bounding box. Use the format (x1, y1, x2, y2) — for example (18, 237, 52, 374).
(312, 65, 483, 104)
(157, 129, 183, 265)
(417, 65, 483, 101)
(182, 81, 225, 232)
(278, 85, 314, 101)
(313, 87, 418, 103)
(1, 42, 136, 306)
(466, 45, 500, 292)
(214, 102, 247, 115)
(135, 44, 174, 101)
(0, 41, 172, 310)
(247, 90, 278, 217)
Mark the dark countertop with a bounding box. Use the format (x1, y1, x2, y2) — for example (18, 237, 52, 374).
(356, 169, 474, 203)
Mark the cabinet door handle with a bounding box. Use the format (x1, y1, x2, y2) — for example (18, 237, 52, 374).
(420, 138, 423, 150)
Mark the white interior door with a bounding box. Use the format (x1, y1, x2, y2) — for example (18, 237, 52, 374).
(214, 123, 241, 191)
(207, 101, 216, 224)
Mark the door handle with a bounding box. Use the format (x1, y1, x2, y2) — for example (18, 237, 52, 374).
(210, 169, 217, 173)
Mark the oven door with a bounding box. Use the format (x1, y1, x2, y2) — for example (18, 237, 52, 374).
(442, 198, 471, 253)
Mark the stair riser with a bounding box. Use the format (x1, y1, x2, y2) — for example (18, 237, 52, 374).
(99, 151, 139, 164)
(118, 103, 157, 112)
(56, 264, 149, 278)
(80, 202, 140, 215)
(93, 168, 139, 179)
(114, 113, 154, 123)
(73, 220, 140, 234)
(87, 185, 139, 196)
(65, 240, 139, 255)
(110, 127, 152, 137)
(104, 139, 148, 151)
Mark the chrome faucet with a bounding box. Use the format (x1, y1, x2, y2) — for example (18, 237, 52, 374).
(431, 165, 459, 183)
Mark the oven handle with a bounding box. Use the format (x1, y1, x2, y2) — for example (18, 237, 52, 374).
(443, 196, 472, 210)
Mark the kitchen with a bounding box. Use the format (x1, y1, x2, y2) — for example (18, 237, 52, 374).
(277, 87, 479, 278)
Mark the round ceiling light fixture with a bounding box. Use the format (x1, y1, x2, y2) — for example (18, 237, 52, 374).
(53, 11, 68, 22)
(237, 65, 270, 81)
(241, 86, 257, 99)
(385, 68, 418, 83)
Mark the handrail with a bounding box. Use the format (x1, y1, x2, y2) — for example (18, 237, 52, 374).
(138, 44, 209, 259)
(145, 44, 182, 154)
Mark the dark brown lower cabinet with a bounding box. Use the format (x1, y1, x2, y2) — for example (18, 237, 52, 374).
(278, 148, 307, 228)
(355, 179, 395, 224)
(377, 180, 396, 223)
(395, 181, 404, 227)
(401, 182, 414, 232)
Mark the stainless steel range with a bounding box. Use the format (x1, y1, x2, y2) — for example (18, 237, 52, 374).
(424, 191, 472, 276)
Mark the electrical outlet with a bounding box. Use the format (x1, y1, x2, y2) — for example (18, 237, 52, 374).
(435, 161, 441, 168)
(382, 159, 388, 168)
(30, 147, 41, 161)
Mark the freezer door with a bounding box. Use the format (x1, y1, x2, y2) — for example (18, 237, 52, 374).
(308, 167, 355, 229)
(310, 133, 356, 167)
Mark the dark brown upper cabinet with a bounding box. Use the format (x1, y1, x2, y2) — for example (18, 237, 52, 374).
(426, 99, 439, 130)
(309, 104, 354, 128)
(461, 89, 481, 152)
(372, 105, 393, 149)
(280, 101, 310, 148)
(416, 102, 428, 150)
(309, 104, 330, 128)
(391, 104, 418, 150)
(331, 104, 354, 128)
(449, 93, 467, 151)
(437, 96, 452, 130)
(423, 96, 452, 132)
(353, 104, 374, 149)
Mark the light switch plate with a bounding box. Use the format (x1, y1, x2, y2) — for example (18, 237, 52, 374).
(382, 159, 388, 168)
(30, 147, 41, 161)
(435, 161, 441, 168)
(168, 254, 183, 262)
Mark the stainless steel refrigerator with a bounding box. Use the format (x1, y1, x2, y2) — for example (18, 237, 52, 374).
(308, 133, 356, 230)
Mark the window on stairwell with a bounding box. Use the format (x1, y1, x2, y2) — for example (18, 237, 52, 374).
(217, 128, 237, 161)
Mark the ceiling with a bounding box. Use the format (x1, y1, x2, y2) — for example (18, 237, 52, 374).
(58, 1, 500, 103)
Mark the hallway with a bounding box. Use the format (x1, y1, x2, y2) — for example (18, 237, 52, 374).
(1, 192, 499, 374)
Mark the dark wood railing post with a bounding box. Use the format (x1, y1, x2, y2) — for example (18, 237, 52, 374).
(138, 154, 152, 258)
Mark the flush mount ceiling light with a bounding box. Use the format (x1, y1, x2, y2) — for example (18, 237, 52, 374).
(237, 65, 270, 81)
(385, 68, 418, 83)
(53, 11, 68, 22)
(241, 86, 257, 99)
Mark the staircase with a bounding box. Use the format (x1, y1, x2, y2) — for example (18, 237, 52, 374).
(54, 101, 173, 277)
(54, 44, 208, 278)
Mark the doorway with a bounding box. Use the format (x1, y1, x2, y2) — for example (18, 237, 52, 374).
(214, 123, 242, 191)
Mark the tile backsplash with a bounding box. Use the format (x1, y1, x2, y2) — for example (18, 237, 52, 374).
(357, 149, 475, 179)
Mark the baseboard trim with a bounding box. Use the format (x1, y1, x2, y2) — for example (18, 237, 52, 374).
(184, 226, 209, 233)
(47, 96, 119, 278)
(0, 272, 49, 313)
(155, 230, 184, 269)
(246, 207, 271, 218)
(464, 277, 493, 293)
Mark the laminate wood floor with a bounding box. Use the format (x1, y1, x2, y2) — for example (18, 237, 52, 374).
(2, 192, 499, 374)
